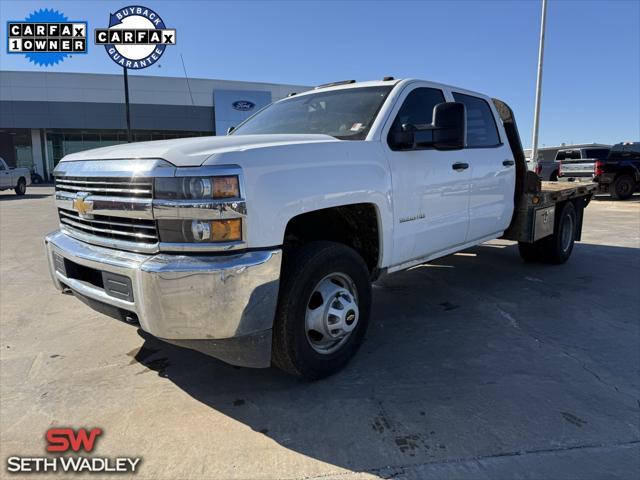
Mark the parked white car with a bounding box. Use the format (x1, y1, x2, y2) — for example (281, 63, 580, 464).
(0, 157, 31, 195)
(45, 78, 597, 379)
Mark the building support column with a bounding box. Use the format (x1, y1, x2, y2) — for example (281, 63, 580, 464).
(30, 129, 45, 177)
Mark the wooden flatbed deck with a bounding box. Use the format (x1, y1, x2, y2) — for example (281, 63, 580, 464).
(538, 181, 598, 205)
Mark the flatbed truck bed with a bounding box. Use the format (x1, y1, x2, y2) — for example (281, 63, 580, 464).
(492, 98, 597, 254)
(539, 181, 598, 203)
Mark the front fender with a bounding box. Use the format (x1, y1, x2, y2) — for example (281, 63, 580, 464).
(205, 141, 394, 268)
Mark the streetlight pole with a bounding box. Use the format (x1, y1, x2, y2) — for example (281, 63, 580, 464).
(531, 0, 548, 164)
(123, 66, 132, 143)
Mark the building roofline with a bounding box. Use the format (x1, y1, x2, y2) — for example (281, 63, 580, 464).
(0, 69, 310, 89)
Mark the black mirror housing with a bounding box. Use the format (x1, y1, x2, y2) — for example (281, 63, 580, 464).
(432, 102, 466, 150)
(388, 102, 466, 151)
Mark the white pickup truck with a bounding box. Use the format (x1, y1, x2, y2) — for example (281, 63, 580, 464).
(0, 157, 31, 195)
(45, 78, 597, 379)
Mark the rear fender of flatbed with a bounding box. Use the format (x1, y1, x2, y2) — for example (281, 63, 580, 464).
(502, 182, 597, 243)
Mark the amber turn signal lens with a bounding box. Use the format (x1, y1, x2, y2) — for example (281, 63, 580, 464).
(213, 176, 240, 198)
(211, 219, 242, 242)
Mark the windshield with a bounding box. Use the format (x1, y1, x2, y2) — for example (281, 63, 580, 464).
(230, 86, 393, 140)
(609, 142, 640, 160)
(555, 150, 581, 160)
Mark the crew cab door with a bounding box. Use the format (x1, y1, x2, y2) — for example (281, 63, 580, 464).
(383, 86, 471, 266)
(452, 92, 515, 241)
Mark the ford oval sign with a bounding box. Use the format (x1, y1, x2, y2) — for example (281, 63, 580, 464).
(232, 100, 255, 111)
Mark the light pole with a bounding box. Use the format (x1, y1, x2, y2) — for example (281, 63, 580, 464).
(123, 67, 132, 143)
(531, 0, 548, 164)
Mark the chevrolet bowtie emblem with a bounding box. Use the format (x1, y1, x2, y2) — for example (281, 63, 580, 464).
(72, 192, 93, 216)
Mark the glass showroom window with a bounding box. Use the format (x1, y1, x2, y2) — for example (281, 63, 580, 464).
(0, 129, 33, 169)
(46, 129, 210, 167)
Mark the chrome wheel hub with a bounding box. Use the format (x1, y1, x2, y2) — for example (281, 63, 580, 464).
(560, 213, 574, 253)
(305, 273, 359, 354)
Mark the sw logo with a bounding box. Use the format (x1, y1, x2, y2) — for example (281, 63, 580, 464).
(5, 427, 141, 474)
(46, 427, 102, 452)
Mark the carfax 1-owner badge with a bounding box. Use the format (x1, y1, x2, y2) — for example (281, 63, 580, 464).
(6, 9, 87, 66)
(95, 5, 176, 69)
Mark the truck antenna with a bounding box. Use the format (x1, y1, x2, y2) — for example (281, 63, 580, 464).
(180, 53, 195, 106)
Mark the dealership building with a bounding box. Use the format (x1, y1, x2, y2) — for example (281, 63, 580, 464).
(0, 70, 308, 180)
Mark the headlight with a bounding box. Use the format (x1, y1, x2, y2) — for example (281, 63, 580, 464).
(155, 176, 240, 199)
(186, 178, 212, 198)
(158, 219, 242, 243)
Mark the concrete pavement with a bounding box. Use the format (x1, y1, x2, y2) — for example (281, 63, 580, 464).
(1, 187, 638, 479)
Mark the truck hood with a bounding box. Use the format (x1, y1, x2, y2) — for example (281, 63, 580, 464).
(59, 134, 338, 167)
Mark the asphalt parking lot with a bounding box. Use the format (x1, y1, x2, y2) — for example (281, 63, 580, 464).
(1, 186, 639, 479)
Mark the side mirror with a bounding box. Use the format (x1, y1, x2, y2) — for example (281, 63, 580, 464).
(226, 126, 235, 135)
(389, 102, 466, 151)
(431, 102, 466, 150)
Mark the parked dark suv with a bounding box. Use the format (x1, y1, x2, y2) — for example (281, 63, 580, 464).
(597, 142, 640, 200)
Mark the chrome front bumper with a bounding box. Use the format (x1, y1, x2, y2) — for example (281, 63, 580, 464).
(45, 230, 281, 367)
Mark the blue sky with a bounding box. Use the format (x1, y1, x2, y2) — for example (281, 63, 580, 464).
(1, 0, 638, 148)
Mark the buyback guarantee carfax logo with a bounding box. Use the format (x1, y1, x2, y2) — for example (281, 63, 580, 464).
(6, 427, 141, 474)
(95, 5, 176, 69)
(6, 9, 88, 66)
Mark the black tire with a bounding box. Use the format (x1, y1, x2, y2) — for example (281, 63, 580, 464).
(611, 174, 635, 200)
(550, 170, 559, 182)
(541, 201, 577, 264)
(272, 241, 372, 380)
(15, 178, 26, 196)
(518, 241, 543, 262)
(518, 201, 577, 264)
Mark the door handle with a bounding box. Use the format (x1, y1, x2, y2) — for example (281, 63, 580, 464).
(503, 159, 515, 166)
(452, 162, 469, 171)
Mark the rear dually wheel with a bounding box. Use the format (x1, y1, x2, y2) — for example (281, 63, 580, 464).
(518, 201, 577, 264)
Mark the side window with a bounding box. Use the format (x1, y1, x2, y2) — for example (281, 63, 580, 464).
(584, 148, 610, 160)
(452, 92, 501, 147)
(388, 87, 445, 149)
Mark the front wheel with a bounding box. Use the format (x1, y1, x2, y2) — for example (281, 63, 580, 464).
(272, 241, 372, 380)
(611, 174, 635, 200)
(15, 178, 26, 196)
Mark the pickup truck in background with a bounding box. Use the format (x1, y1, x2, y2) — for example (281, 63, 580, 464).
(0, 157, 31, 195)
(559, 142, 639, 200)
(45, 78, 598, 379)
(556, 146, 610, 182)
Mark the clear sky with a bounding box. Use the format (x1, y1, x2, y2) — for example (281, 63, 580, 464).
(1, 0, 638, 148)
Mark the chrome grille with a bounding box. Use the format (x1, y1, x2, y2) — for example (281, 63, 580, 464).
(55, 175, 157, 252)
(58, 209, 158, 245)
(55, 177, 153, 198)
